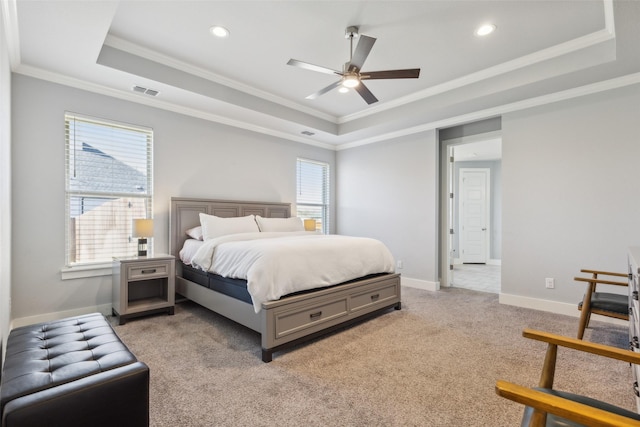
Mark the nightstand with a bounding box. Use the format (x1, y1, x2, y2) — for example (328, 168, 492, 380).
(112, 254, 175, 325)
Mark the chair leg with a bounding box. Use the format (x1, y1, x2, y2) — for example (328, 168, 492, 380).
(577, 282, 596, 340)
(577, 307, 590, 339)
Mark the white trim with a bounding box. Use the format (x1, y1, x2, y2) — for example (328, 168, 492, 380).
(104, 35, 338, 124)
(340, 8, 616, 124)
(0, 0, 20, 69)
(453, 258, 501, 266)
(336, 73, 640, 150)
(60, 263, 112, 280)
(11, 304, 113, 328)
(14, 63, 337, 151)
(401, 277, 440, 292)
(10, 65, 639, 152)
(499, 292, 627, 326)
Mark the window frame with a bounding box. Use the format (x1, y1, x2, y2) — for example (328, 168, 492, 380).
(64, 113, 153, 269)
(296, 157, 330, 234)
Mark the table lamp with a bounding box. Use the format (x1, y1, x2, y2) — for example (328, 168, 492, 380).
(132, 218, 154, 256)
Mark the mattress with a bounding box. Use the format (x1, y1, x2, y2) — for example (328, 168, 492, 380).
(180, 262, 388, 305)
(181, 263, 252, 304)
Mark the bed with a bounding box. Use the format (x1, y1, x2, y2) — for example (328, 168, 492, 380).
(169, 197, 401, 362)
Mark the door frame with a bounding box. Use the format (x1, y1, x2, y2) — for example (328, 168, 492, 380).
(439, 130, 501, 288)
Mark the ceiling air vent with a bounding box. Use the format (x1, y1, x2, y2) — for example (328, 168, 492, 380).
(132, 85, 160, 97)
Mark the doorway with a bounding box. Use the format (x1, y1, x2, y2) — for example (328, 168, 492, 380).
(441, 133, 502, 294)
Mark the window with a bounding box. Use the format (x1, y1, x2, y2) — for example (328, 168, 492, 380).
(296, 158, 329, 233)
(65, 113, 153, 266)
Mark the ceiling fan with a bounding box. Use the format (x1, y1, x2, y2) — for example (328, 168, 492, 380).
(287, 26, 420, 105)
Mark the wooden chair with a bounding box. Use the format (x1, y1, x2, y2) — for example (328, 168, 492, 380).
(496, 329, 640, 427)
(575, 269, 629, 339)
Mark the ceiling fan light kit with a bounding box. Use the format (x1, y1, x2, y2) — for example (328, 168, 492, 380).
(287, 26, 420, 105)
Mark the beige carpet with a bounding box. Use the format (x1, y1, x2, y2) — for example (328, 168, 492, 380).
(114, 287, 634, 426)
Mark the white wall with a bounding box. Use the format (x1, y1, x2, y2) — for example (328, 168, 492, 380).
(336, 131, 439, 290)
(501, 84, 640, 312)
(0, 7, 12, 362)
(10, 74, 335, 323)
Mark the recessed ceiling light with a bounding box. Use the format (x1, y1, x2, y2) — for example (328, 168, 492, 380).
(210, 26, 230, 38)
(475, 24, 496, 36)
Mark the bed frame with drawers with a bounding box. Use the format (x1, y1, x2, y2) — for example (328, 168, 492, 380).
(169, 197, 401, 362)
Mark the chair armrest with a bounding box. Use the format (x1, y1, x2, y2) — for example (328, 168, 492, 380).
(495, 380, 640, 427)
(580, 269, 629, 278)
(523, 329, 640, 364)
(574, 277, 628, 286)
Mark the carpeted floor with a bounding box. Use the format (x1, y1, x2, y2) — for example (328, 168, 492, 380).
(113, 286, 633, 426)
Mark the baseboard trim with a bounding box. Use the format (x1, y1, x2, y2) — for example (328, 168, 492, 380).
(401, 276, 440, 292)
(453, 258, 502, 266)
(498, 293, 627, 326)
(11, 304, 113, 329)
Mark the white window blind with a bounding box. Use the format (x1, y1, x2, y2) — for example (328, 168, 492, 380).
(296, 158, 329, 233)
(65, 113, 153, 266)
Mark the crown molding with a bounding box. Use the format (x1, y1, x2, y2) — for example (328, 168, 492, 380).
(14, 63, 337, 150)
(0, 0, 20, 69)
(104, 35, 338, 124)
(14, 64, 639, 153)
(340, 28, 616, 124)
(336, 72, 640, 150)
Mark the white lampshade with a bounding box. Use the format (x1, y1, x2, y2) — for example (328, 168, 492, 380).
(132, 219, 154, 238)
(304, 219, 317, 231)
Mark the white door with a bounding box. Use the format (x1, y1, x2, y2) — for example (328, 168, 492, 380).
(460, 169, 489, 263)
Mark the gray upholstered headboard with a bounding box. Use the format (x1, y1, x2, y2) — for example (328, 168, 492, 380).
(169, 197, 291, 259)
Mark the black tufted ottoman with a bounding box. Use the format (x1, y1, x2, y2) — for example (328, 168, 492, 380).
(0, 313, 149, 427)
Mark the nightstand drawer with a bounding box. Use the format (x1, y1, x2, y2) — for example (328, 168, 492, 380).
(127, 262, 170, 281)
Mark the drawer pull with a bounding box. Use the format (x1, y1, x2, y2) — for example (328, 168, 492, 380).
(309, 311, 322, 320)
(370, 293, 380, 301)
(140, 269, 157, 274)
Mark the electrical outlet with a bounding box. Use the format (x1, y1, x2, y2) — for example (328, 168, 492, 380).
(545, 278, 555, 289)
(396, 260, 403, 269)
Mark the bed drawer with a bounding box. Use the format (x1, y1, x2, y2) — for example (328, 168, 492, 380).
(350, 281, 400, 313)
(274, 297, 348, 338)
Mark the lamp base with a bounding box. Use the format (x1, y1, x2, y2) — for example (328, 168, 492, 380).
(137, 238, 148, 257)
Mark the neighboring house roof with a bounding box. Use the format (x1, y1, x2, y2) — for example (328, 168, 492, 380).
(69, 142, 148, 195)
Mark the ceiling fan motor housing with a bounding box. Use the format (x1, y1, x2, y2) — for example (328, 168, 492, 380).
(345, 26, 360, 38)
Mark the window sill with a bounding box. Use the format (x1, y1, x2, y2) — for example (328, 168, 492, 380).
(60, 263, 112, 280)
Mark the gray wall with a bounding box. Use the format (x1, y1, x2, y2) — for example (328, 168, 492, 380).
(336, 131, 439, 285)
(502, 84, 640, 305)
(336, 83, 640, 310)
(10, 74, 335, 321)
(7, 70, 640, 325)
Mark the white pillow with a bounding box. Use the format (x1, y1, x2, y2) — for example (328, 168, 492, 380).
(199, 213, 259, 240)
(255, 216, 304, 232)
(185, 226, 203, 241)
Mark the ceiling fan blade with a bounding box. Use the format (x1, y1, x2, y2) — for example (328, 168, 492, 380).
(354, 82, 378, 105)
(362, 69, 421, 80)
(348, 35, 376, 71)
(287, 59, 341, 76)
(305, 80, 343, 100)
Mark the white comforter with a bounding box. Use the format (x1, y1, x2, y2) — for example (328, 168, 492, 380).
(190, 232, 395, 313)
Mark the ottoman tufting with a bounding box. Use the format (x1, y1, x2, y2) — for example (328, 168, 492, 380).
(0, 313, 149, 427)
